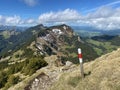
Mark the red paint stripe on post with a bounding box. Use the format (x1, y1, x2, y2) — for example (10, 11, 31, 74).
(78, 48, 83, 63)
(78, 54, 82, 58)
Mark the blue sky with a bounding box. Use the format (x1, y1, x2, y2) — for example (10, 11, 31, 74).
(0, 0, 120, 30)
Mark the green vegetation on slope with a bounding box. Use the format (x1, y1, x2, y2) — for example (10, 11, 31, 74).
(85, 35, 120, 56)
(0, 25, 44, 57)
(60, 35, 98, 64)
(0, 48, 48, 89)
(75, 30, 102, 37)
(86, 39, 118, 55)
(0, 30, 11, 39)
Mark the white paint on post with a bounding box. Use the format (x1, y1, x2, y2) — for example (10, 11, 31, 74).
(79, 58, 83, 63)
(78, 48, 81, 54)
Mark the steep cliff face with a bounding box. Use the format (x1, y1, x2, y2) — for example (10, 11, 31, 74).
(35, 24, 75, 56)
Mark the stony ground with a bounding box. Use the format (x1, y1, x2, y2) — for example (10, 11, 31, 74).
(24, 55, 77, 90)
(8, 55, 76, 90)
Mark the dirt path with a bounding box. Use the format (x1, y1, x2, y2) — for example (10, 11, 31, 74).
(24, 55, 76, 90)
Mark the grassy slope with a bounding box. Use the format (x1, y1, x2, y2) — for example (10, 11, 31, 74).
(74, 30, 101, 37)
(0, 31, 11, 39)
(50, 48, 120, 90)
(86, 39, 119, 56)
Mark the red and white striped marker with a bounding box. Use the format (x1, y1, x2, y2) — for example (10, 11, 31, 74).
(78, 48, 83, 63)
(78, 48, 84, 78)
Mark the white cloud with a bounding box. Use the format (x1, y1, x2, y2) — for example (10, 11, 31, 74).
(38, 7, 120, 30)
(0, 15, 22, 25)
(22, 0, 38, 6)
(26, 19, 35, 24)
(0, 15, 37, 26)
(38, 9, 81, 24)
(105, 0, 120, 7)
(84, 6, 120, 30)
(86, 7, 113, 19)
(85, 0, 120, 13)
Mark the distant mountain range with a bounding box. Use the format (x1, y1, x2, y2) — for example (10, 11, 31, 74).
(72, 26, 120, 37)
(1, 25, 120, 36)
(0, 25, 29, 31)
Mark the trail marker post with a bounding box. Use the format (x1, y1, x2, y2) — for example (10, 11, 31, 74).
(78, 48, 84, 78)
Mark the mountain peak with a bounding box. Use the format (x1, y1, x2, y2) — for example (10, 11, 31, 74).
(50, 24, 74, 36)
(36, 24, 74, 56)
(36, 24, 44, 27)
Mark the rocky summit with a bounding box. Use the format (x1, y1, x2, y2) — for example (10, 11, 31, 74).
(36, 24, 74, 56)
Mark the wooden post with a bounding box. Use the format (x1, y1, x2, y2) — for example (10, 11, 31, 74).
(78, 48, 84, 78)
